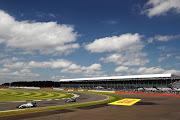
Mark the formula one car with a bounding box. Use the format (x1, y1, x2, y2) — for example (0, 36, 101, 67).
(17, 102, 37, 109)
(65, 97, 76, 103)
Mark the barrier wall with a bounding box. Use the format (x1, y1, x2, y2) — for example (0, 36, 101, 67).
(88, 90, 94, 92)
(41, 88, 53, 89)
(78, 90, 84, 91)
(53, 88, 64, 90)
(63, 89, 115, 93)
(22, 87, 40, 89)
(0, 86, 9, 88)
(5, 86, 40, 89)
(68, 89, 74, 91)
(62, 89, 180, 97)
(115, 91, 180, 97)
(93, 90, 115, 93)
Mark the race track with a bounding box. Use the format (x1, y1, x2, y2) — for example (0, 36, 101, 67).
(1, 92, 180, 120)
(0, 91, 107, 111)
(1, 91, 180, 120)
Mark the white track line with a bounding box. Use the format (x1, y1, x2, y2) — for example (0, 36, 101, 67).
(0, 109, 25, 113)
(33, 100, 42, 101)
(12, 101, 26, 103)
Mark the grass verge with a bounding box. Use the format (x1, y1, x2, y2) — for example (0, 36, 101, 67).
(0, 89, 72, 102)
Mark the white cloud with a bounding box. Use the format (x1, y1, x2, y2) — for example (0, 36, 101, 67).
(3, 59, 105, 77)
(0, 68, 39, 77)
(114, 66, 180, 75)
(83, 70, 107, 77)
(51, 76, 66, 80)
(103, 20, 118, 24)
(163, 69, 180, 75)
(158, 54, 172, 62)
(20, 69, 31, 73)
(158, 57, 166, 62)
(0, 68, 40, 84)
(16, 50, 35, 55)
(2, 57, 105, 77)
(123, 58, 149, 66)
(12, 57, 18, 61)
(61, 63, 83, 74)
(86, 33, 149, 66)
(148, 34, 180, 43)
(0, 53, 8, 58)
(115, 66, 129, 72)
(0, 10, 79, 55)
(61, 63, 106, 77)
(100, 52, 149, 66)
(85, 63, 102, 70)
(12, 71, 39, 77)
(49, 13, 56, 17)
(157, 46, 166, 50)
(0, 57, 21, 64)
(85, 33, 143, 53)
(0, 68, 10, 72)
(68, 64, 81, 70)
(61, 69, 82, 74)
(142, 0, 180, 17)
(51, 59, 72, 69)
(61, 63, 102, 73)
(100, 54, 123, 64)
(114, 66, 164, 74)
(176, 56, 180, 59)
(155, 34, 180, 41)
(0, 59, 10, 64)
(3, 59, 72, 69)
(4, 62, 30, 68)
(147, 37, 154, 43)
(131, 67, 164, 74)
(134, 67, 180, 75)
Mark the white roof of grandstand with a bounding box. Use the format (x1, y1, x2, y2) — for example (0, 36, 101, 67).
(60, 73, 178, 82)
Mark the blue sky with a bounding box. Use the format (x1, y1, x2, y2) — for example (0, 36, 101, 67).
(0, 0, 180, 83)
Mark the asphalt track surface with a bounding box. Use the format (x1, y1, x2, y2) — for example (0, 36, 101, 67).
(0, 91, 107, 111)
(1, 93, 180, 120)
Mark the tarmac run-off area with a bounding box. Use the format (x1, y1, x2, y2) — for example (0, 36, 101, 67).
(0, 92, 180, 120)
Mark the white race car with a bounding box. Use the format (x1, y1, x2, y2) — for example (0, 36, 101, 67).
(17, 102, 37, 109)
(65, 97, 76, 103)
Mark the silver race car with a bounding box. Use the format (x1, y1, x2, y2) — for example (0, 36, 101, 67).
(17, 102, 37, 109)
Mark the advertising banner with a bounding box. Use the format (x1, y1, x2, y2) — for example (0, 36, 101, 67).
(109, 98, 141, 106)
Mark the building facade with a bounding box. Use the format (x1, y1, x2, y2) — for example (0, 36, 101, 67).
(60, 73, 180, 89)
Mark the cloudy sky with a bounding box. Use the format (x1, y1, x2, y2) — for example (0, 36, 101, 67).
(0, 0, 180, 84)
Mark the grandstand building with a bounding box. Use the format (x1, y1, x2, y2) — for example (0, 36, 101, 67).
(60, 73, 180, 89)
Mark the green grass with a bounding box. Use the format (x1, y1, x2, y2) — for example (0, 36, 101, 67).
(0, 90, 121, 116)
(0, 89, 73, 102)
